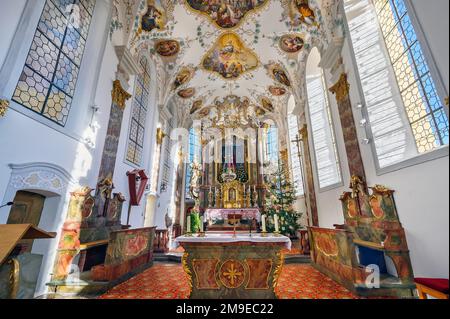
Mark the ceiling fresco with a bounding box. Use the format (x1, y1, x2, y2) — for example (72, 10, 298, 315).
(155, 39, 181, 57)
(185, 0, 270, 29)
(202, 32, 259, 80)
(110, 0, 342, 129)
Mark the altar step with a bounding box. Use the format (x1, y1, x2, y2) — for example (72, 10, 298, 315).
(154, 253, 311, 265)
(285, 254, 311, 265)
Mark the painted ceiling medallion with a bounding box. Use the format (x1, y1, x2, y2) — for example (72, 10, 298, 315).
(202, 32, 259, 80)
(178, 88, 196, 99)
(279, 34, 305, 53)
(173, 67, 195, 90)
(269, 86, 287, 96)
(261, 97, 275, 113)
(287, 0, 318, 27)
(190, 100, 203, 114)
(155, 39, 180, 57)
(266, 62, 291, 87)
(141, 0, 168, 33)
(185, 0, 269, 29)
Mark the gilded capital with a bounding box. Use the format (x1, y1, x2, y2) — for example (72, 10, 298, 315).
(299, 125, 308, 140)
(111, 80, 132, 110)
(0, 99, 10, 117)
(329, 73, 350, 103)
(156, 127, 167, 145)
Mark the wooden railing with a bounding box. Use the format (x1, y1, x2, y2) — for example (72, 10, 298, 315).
(154, 229, 169, 253)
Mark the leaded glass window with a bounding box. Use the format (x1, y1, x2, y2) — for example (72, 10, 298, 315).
(126, 56, 151, 166)
(288, 114, 305, 197)
(307, 74, 342, 189)
(12, 0, 96, 126)
(185, 127, 202, 200)
(344, 0, 449, 169)
(374, 0, 449, 154)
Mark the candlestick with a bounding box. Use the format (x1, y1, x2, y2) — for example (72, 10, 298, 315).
(274, 214, 280, 233)
(186, 215, 191, 234)
(262, 215, 267, 233)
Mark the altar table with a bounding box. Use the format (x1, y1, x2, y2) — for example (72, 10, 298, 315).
(204, 208, 261, 222)
(176, 233, 291, 299)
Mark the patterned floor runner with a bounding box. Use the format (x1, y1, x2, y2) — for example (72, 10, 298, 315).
(100, 264, 367, 299)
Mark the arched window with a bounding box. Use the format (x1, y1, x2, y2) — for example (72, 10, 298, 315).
(185, 126, 202, 199)
(12, 0, 96, 126)
(345, 0, 449, 170)
(288, 115, 305, 196)
(266, 125, 279, 164)
(306, 54, 342, 190)
(126, 55, 151, 166)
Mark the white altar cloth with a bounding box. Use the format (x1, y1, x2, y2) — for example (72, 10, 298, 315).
(205, 208, 261, 222)
(175, 233, 291, 250)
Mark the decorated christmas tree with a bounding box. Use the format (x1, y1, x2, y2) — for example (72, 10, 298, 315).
(264, 160, 302, 237)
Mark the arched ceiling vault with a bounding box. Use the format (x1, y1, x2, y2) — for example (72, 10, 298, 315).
(110, 0, 345, 129)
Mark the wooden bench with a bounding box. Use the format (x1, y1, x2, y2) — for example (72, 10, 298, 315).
(415, 278, 449, 299)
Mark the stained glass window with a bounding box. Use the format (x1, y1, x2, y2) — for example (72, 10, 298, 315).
(345, 0, 449, 168)
(126, 56, 151, 166)
(12, 0, 96, 126)
(307, 74, 342, 189)
(185, 126, 202, 199)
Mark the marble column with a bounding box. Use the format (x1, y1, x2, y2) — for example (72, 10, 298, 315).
(97, 79, 131, 182)
(329, 73, 367, 185)
(300, 125, 319, 227)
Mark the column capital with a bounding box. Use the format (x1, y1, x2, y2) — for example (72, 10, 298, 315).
(329, 73, 350, 103)
(0, 99, 10, 117)
(111, 80, 132, 110)
(299, 124, 308, 139)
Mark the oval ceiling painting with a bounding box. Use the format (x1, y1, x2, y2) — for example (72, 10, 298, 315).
(155, 40, 180, 57)
(279, 34, 304, 53)
(288, 0, 318, 27)
(269, 86, 287, 96)
(185, 0, 269, 29)
(261, 97, 275, 113)
(173, 67, 194, 90)
(202, 32, 258, 80)
(190, 100, 203, 115)
(178, 88, 196, 99)
(141, 0, 168, 33)
(266, 62, 291, 87)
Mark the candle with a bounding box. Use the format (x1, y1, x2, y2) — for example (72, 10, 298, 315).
(262, 215, 267, 233)
(186, 216, 191, 233)
(274, 214, 280, 233)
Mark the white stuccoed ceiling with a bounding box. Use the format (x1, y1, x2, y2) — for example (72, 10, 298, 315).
(111, 0, 343, 127)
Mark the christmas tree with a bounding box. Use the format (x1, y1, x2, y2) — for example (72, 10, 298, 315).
(264, 160, 302, 237)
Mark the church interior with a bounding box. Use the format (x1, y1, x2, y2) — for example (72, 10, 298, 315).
(0, 0, 448, 300)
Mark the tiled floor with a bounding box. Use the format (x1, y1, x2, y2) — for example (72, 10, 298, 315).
(100, 263, 363, 299)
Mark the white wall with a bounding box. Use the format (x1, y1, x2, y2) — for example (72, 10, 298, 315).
(314, 0, 449, 278)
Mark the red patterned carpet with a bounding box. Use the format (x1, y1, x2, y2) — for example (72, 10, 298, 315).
(100, 264, 365, 299)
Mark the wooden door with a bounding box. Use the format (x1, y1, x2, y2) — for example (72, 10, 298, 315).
(7, 191, 45, 253)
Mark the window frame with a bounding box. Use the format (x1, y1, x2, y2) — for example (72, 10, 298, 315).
(344, 0, 449, 176)
(306, 72, 344, 192)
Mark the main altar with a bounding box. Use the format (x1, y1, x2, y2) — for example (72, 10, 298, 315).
(176, 233, 291, 299)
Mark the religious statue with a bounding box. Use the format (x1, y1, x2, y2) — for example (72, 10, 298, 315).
(189, 162, 202, 200)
